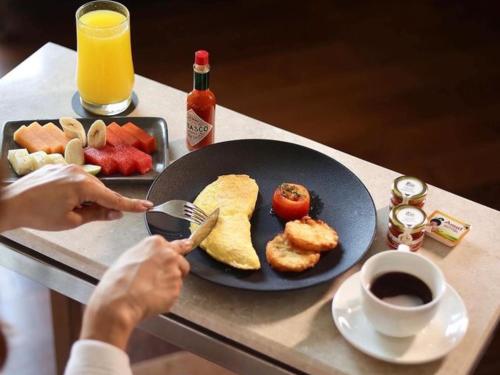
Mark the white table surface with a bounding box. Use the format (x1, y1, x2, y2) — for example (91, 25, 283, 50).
(1, 42, 499, 375)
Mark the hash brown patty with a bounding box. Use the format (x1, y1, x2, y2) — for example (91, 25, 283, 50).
(266, 234, 320, 272)
(285, 216, 339, 252)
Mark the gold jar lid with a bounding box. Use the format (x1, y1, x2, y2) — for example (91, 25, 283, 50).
(389, 204, 427, 233)
(392, 176, 428, 201)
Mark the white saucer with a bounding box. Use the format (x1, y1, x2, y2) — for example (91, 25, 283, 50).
(331, 272, 468, 364)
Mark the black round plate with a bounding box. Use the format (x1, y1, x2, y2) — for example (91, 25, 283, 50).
(145, 139, 376, 291)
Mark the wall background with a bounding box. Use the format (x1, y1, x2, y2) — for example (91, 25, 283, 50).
(1, 0, 499, 210)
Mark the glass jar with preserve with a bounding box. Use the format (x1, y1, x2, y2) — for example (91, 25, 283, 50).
(390, 176, 428, 208)
(387, 204, 427, 251)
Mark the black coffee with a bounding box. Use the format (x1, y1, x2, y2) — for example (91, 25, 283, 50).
(370, 272, 433, 306)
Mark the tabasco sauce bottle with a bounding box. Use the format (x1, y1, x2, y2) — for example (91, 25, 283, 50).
(186, 50, 216, 150)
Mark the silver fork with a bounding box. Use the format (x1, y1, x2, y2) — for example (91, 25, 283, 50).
(149, 200, 208, 225)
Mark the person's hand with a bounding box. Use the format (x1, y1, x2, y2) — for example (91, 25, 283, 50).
(0, 164, 152, 231)
(80, 236, 191, 350)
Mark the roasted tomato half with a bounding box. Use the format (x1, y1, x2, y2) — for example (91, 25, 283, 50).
(272, 183, 310, 221)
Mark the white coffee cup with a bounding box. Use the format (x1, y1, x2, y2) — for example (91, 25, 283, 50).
(360, 247, 446, 337)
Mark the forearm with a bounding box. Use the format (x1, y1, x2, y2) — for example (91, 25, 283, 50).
(80, 303, 136, 351)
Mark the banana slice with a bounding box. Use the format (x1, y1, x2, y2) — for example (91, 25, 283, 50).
(87, 120, 107, 148)
(59, 117, 86, 146)
(30, 151, 49, 170)
(83, 164, 102, 176)
(7, 149, 32, 176)
(65, 139, 85, 165)
(46, 153, 68, 165)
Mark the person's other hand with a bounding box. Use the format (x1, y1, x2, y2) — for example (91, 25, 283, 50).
(0, 164, 152, 231)
(80, 236, 191, 349)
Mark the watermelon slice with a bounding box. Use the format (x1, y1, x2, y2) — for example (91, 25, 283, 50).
(84, 144, 152, 176)
(84, 145, 118, 175)
(122, 122, 157, 154)
(106, 123, 125, 146)
(108, 123, 141, 148)
(124, 145, 153, 174)
(110, 145, 137, 176)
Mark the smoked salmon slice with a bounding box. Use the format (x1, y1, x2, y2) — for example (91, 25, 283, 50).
(106, 123, 126, 146)
(122, 122, 157, 154)
(42, 123, 68, 154)
(44, 122, 70, 154)
(14, 122, 70, 154)
(107, 122, 141, 148)
(14, 124, 51, 153)
(27, 122, 58, 153)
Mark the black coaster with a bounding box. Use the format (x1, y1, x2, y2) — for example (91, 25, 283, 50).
(71, 91, 139, 117)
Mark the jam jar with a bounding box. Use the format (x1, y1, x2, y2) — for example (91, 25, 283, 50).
(390, 176, 428, 208)
(387, 204, 427, 251)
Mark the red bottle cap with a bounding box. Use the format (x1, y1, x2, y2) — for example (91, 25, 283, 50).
(195, 50, 209, 65)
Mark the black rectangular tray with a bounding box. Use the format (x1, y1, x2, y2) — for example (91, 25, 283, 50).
(1, 117, 168, 183)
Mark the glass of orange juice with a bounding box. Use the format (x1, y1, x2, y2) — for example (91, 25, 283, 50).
(76, 0, 134, 115)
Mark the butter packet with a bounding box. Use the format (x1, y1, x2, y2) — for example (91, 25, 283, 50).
(426, 210, 470, 247)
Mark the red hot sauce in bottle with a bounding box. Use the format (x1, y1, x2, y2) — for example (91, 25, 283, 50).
(186, 50, 216, 151)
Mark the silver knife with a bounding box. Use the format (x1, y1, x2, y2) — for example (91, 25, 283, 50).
(188, 208, 219, 252)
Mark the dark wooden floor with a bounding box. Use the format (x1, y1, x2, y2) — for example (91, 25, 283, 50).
(0, 0, 499, 374)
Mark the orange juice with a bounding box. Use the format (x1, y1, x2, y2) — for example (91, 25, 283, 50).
(77, 8, 134, 106)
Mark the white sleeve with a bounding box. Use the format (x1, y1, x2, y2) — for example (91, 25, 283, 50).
(64, 340, 132, 375)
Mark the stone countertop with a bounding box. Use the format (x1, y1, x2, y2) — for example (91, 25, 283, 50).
(1, 43, 499, 375)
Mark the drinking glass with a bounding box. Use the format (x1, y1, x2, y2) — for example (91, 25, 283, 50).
(76, 0, 134, 115)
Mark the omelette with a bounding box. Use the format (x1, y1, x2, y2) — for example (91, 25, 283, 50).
(190, 174, 261, 270)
